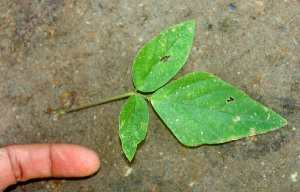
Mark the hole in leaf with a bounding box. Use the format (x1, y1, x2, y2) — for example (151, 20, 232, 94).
(184, 101, 189, 104)
(161, 55, 170, 63)
(226, 96, 235, 104)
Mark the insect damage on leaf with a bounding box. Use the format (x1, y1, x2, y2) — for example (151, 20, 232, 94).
(60, 20, 288, 162)
(132, 20, 195, 92)
(151, 72, 287, 146)
(226, 96, 235, 104)
(122, 20, 286, 160)
(160, 55, 171, 63)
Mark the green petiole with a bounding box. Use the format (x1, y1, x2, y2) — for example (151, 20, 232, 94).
(59, 92, 149, 115)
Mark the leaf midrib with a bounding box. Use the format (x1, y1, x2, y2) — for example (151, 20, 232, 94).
(153, 99, 278, 124)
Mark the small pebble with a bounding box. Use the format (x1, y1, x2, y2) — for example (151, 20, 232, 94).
(228, 3, 237, 10)
(61, 92, 76, 109)
(291, 172, 298, 182)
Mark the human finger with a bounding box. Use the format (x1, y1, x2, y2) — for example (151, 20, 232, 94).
(0, 143, 100, 191)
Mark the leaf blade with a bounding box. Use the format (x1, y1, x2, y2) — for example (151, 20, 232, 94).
(132, 20, 195, 92)
(151, 72, 287, 146)
(119, 95, 149, 161)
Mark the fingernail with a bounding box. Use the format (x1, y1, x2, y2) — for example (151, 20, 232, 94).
(0, 148, 8, 155)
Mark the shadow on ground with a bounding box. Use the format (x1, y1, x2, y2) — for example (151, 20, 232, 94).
(0, 0, 299, 191)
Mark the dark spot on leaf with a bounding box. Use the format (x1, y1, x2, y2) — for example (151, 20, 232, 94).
(161, 55, 170, 63)
(226, 97, 235, 104)
(174, 92, 178, 95)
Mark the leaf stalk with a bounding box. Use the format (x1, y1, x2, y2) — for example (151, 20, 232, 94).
(59, 92, 140, 115)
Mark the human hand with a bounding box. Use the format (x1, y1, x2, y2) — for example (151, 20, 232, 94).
(0, 143, 100, 191)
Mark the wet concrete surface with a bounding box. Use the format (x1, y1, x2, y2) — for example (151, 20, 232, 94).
(0, 0, 299, 191)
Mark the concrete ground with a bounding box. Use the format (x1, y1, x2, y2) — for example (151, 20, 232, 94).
(0, 0, 299, 191)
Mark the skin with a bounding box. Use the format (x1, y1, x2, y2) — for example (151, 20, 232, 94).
(0, 143, 100, 191)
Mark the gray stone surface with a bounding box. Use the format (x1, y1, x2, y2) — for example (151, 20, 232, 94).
(0, 0, 299, 191)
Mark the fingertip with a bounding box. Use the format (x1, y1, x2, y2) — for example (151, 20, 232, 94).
(0, 143, 101, 191)
(51, 144, 100, 177)
(77, 145, 101, 176)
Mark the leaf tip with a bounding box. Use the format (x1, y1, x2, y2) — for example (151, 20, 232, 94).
(186, 19, 195, 29)
(126, 155, 134, 162)
(123, 147, 135, 162)
(282, 118, 288, 126)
